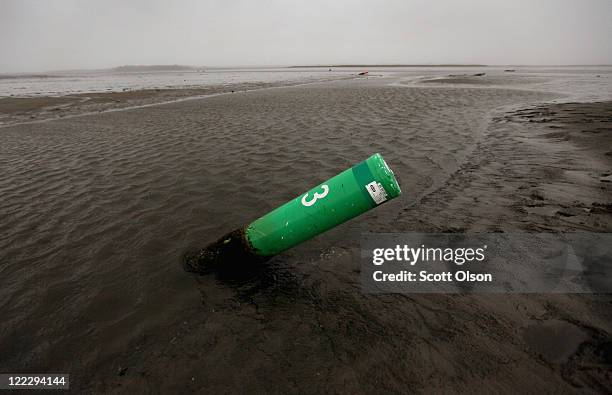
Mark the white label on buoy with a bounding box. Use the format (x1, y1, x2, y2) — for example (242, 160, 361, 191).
(366, 181, 388, 205)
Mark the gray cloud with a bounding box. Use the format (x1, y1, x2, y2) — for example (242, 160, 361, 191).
(0, 0, 610, 73)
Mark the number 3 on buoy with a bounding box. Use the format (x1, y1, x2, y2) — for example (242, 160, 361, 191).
(301, 184, 329, 207)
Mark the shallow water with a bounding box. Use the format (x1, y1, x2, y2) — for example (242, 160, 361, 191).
(0, 68, 610, 392)
(3, 65, 611, 99)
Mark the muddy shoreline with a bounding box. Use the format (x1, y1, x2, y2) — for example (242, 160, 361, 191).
(0, 76, 610, 393)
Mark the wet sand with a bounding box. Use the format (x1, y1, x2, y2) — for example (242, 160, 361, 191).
(0, 76, 348, 127)
(0, 75, 610, 393)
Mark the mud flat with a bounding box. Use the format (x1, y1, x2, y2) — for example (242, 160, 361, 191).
(0, 73, 610, 392)
(399, 99, 611, 392)
(403, 100, 612, 232)
(0, 76, 349, 127)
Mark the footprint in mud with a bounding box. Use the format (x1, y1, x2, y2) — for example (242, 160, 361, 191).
(597, 341, 612, 365)
(599, 174, 612, 183)
(522, 319, 590, 364)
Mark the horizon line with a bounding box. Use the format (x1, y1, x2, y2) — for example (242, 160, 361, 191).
(2, 63, 612, 75)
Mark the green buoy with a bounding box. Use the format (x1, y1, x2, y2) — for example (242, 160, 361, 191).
(184, 153, 401, 273)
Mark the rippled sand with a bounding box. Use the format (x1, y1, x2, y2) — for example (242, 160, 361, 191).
(1, 73, 610, 392)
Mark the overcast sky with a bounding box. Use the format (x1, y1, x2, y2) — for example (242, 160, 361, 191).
(0, 0, 610, 73)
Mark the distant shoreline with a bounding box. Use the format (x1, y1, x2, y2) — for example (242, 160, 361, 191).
(288, 64, 488, 68)
(112, 64, 197, 72)
(288, 64, 612, 68)
(2, 64, 611, 76)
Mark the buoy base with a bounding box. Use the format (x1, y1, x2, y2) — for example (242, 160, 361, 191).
(183, 227, 268, 274)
